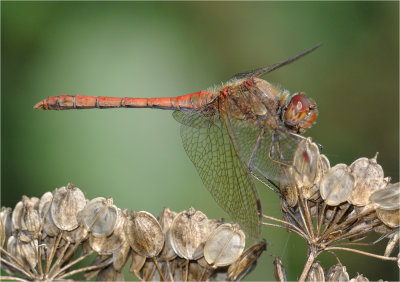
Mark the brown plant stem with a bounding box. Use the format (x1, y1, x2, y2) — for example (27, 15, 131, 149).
(0, 276, 27, 282)
(262, 214, 306, 238)
(325, 246, 398, 261)
(298, 250, 318, 282)
(49, 250, 94, 279)
(0, 248, 35, 279)
(57, 260, 112, 280)
(0, 256, 32, 279)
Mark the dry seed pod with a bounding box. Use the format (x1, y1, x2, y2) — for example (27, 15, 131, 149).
(194, 257, 215, 280)
(209, 218, 224, 232)
(384, 231, 399, 257)
(38, 192, 53, 215)
(348, 154, 386, 206)
(125, 211, 164, 258)
(280, 166, 298, 207)
(63, 224, 89, 243)
(158, 207, 177, 261)
(97, 264, 124, 281)
(7, 236, 23, 267)
(292, 138, 320, 189)
(20, 197, 40, 234)
(80, 197, 118, 237)
(273, 257, 287, 282)
(204, 223, 245, 267)
(140, 259, 157, 281)
(170, 207, 210, 260)
(51, 183, 86, 231)
(113, 242, 131, 271)
(89, 208, 128, 255)
(18, 236, 38, 270)
(41, 201, 60, 237)
(350, 274, 369, 282)
(130, 250, 146, 276)
(320, 164, 355, 206)
(189, 260, 213, 281)
(307, 262, 325, 282)
(0, 207, 12, 247)
(304, 154, 331, 200)
(11, 200, 25, 231)
(376, 208, 399, 228)
(398, 253, 400, 269)
(370, 182, 400, 210)
(7, 234, 38, 271)
(227, 241, 266, 281)
(326, 264, 349, 282)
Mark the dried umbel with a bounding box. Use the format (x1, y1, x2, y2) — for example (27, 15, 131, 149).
(203, 223, 245, 267)
(262, 145, 398, 282)
(0, 185, 264, 281)
(169, 207, 211, 260)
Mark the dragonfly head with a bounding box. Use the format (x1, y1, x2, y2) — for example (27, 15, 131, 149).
(282, 93, 318, 133)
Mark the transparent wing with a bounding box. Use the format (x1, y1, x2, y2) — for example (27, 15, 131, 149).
(225, 105, 304, 186)
(173, 110, 261, 239)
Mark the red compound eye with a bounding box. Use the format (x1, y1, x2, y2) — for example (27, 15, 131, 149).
(290, 93, 309, 112)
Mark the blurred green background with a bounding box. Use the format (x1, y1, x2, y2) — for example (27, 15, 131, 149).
(2, 1, 398, 281)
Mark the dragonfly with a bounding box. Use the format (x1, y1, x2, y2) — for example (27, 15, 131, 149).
(34, 44, 320, 239)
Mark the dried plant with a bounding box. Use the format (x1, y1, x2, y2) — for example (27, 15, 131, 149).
(0, 185, 265, 281)
(1, 142, 399, 281)
(262, 138, 399, 281)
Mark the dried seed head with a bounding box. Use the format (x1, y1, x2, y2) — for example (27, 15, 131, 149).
(112, 242, 131, 271)
(24, 205, 41, 234)
(97, 264, 124, 281)
(227, 241, 266, 281)
(350, 273, 370, 282)
(370, 182, 400, 210)
(307, 262, 325, 282)
(169, 207, 211, 260)
(326, 264, 349, 281)
(51, 183, 86, 231)
(348, 154, 386, 206)
(80, 197, 118, 237)
(303, 154, 331, 200)
(38, 192, 53, 215)
(7, 233, 38, 271)
(273, 257, 287, 282)
(158, 207, 178, 261)
(208, 218, 225, 232)
(11, 200, 25, 231)
(292, 137, 320, 189)
(280, 166, 298, 207)
(125, 210, 164, 257)
(204, 223, 245, 267)
(41, 201, 60, 237)
(384, 231, 399, 257)
(376, 208, 399, 228)
(129, 250, 146, 275)
(189, 259, 214, 281)
(140, 259, 157, 281)
(0, 207, 12, 248)
(320, 164, 355, 206)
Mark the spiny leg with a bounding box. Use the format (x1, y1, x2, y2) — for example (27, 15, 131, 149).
(247, 127, 281, 194)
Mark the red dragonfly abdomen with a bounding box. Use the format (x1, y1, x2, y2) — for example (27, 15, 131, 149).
(34, 91, 215, 111)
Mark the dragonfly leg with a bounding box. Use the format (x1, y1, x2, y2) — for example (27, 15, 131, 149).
(268, 131, 293, 167)
(250, 167, 282, 195)
(247, 127, 265, 168)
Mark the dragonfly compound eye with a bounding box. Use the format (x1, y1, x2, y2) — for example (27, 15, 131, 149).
(283, 93, 318, 133)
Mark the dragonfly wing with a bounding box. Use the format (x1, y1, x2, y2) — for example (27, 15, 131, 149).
(172, 110, 262, 240)
(224, 106, 304, 186)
